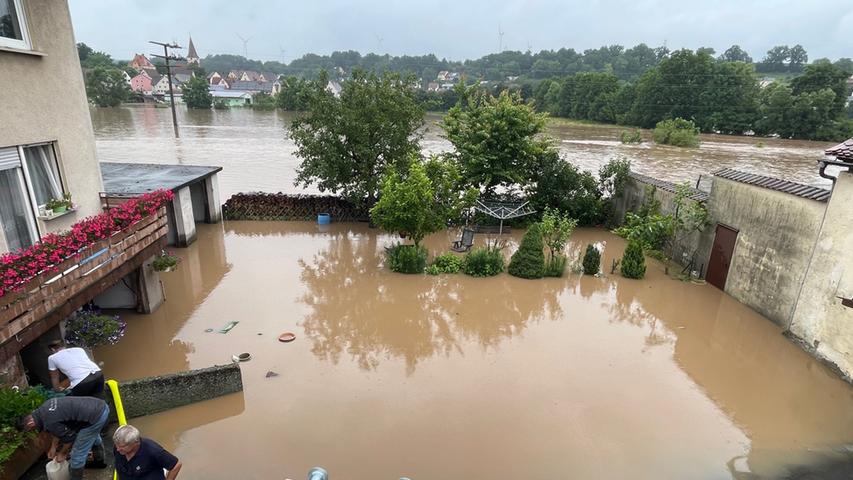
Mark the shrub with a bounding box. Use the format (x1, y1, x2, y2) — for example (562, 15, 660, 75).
(462, 245, 505, 277)
(530, 155, 605, 226)
(614, 212, 675, 251)
(151, 251, 179, 272)
(582, 244, 601, 275)
(619, 129, 643, 144)
(620, 240, 646, 279)
(0, 386, 48, 468)
(64, 310, 126, 348)
(508, 223, 546, 279)
(427, 252, 463, 275)
(386, 244, 427, 274)
(652, 118, 700, 148)
(545, 254, 567, 277)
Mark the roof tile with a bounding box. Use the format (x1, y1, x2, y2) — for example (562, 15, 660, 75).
(713, 168, 831, 202)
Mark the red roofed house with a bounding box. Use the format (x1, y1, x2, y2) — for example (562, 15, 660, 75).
(129, 53, 156, 71)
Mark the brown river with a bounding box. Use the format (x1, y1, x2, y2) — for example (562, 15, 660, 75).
(89, 106, 838, 200)
(93, 223, 853, 480)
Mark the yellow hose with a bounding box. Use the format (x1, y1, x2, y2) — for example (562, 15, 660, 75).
(106, 379, 126, 480)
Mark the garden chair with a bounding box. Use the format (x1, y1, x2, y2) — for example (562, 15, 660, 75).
(451, 228, 475, 252)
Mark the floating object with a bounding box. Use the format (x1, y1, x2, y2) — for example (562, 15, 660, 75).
(204, 328, 214, 333)
(309, 467, 329, 480)
(278, 332, 296, 342)
(265, 371, 279, 378)
(217, 321, 239, 334)
(232, 352, 252, 362)
(317, 213, 331, 225)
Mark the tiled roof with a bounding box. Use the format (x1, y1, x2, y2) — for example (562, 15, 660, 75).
(629, 172, 708, 202)
(825, 138, 853, 162)
(713, 168, 831, 202)
(229, 81, 273, 93)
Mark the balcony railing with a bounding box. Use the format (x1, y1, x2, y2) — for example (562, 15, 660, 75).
(0, 207, 168, 354)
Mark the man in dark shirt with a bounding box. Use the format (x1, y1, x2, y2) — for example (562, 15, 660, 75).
(18, 396, 110, 479)
(113, 424, 182, 480)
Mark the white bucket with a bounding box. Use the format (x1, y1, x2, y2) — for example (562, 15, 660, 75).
(45, 459, 70, 480)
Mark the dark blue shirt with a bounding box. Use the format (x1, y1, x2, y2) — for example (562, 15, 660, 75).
(114, 438, 178, 480)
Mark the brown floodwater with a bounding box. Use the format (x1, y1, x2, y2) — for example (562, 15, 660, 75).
(89, 106, 838, 200)
(94, 222, 853, 480)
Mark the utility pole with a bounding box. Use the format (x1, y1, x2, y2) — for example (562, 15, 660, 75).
(150, 40, 182, 138)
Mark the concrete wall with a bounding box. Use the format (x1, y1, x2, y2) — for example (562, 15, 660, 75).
(106, 363, 243, 421)
(0, 0, 103, 251)
(788, 171, 853, 380)
(703, 177, 826, 326)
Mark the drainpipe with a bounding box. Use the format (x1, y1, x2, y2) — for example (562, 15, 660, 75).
(818, 158, 853, 184)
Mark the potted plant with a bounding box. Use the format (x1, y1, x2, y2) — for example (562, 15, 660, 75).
(46, 193, 72, 214)
(63, 310, 126, 349)
(151, 251, 179, 272)
(0, 386, 49, 479)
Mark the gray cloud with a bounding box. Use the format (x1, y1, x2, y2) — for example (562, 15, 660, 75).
(68, 0, 853, 62)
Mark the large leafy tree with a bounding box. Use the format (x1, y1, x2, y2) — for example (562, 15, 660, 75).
(719, 45, 753, 63)
(84, 67, 130, 107)
(790, 62, 849, 118)
(291, 69, 424, 208)
(275, 76, 311, 110)
(182, 75, 212, 109)
(370, 157, 477, 247)
(442, 85, 553, 195)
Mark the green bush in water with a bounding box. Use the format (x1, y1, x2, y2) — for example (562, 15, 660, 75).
(508, 223, 546, 279)
(462, 245, 505, 277)
(652, 118, 700, 148)
(620, 240, 646, 279)
(582, 244, 601, 275)
(426, 252, 463, 275)
(386, 244, 428, 274)
(544, 254, 568, 277)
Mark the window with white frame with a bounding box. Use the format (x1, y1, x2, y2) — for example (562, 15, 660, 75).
(0, 143, 65, 252)
(0, 0, 31, 50)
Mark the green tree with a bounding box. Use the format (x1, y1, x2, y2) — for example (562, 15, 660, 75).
(84, 67, 130, 107)
(760, 45, 791, 72)
(182, 75, 212, 109)
(620, 240, 646, 279)
(700, 61, 760, 134)
(370, 158, 476, 247)
(719, 45, 753, 63)
(540, 208, 577, 277)
(442, 85, 552, 195)
(582, 245, 601, 275)
(652, 118, 700, 147)
(788, 44, 808, 71)
(508, 223, 546, 279)
(275, 76, 311, 110)
(291, 69, 424, 208)
(529, 153, 603, 226)
(790, 62, 849, 118)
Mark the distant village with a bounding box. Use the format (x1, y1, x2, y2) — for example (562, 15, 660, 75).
(122, 37, 469, 107)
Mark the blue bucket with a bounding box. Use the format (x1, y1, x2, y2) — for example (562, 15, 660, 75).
(317, 213, 331, 225)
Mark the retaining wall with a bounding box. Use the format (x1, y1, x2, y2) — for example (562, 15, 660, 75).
(223, 193, 368, 222)
(107, 363, 243, 421)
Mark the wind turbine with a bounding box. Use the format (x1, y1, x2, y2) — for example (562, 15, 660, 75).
(279, 45, 287, 63)
(498, 25, 505, 53)
(375, 33, 384, 53)
(236, 33, 252, 58)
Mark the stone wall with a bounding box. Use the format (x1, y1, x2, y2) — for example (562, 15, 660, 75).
(702, 177, 826, 326)
(788, 171, 853, 380)
(106, 363, 243, 421)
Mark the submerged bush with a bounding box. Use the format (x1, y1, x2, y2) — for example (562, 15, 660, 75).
(652, 118, 700, 148)
(545, 254, 568, 277)
(620, 240, 646, 279)
(462, 245, 505, 277)
(619, 129, 643, 144)
(426, 252, 463, 275)
(508, 223, 546, 279)
(386, 244, 428, 274)
(582, 244, 601, 275)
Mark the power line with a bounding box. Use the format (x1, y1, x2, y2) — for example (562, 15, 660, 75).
(149, 40, 183, 138)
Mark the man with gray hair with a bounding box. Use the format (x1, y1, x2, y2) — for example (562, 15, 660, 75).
(113, 424, 182, 479)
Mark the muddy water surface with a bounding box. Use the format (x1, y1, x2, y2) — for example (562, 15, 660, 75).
(90, 107, 836, 199)
(95, 223, 853, 480)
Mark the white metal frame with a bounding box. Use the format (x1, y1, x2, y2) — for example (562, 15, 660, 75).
(0, 0, 32, 50)
(18, 142, 64, 214)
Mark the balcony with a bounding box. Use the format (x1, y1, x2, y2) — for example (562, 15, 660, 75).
(0, 207, 168, 361)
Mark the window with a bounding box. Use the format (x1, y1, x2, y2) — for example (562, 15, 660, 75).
(0, 148, 37, 251)
(23, 144, 62, 207)
(0, 0, 30, 50)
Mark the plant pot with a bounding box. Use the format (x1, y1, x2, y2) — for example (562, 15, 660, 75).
(52, 205, 67, 214)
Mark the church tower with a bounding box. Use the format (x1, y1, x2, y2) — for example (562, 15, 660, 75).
(187, 36, 200, 66)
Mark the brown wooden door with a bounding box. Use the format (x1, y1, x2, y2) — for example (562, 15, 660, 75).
(706, 224, 738, 290)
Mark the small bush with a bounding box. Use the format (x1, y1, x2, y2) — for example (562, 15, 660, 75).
(508, 223, 546, 279)
(427, 252, 463, 275)
(152, 251, 179, 272)
(582, 244, 601, 275)
(0, 386, 49, 467)
(652, 118, 700, 148)
(619, 129, 643, 144)
(545, 254, 567, 277)
(463, 245, 505, 277)
(620, 240, 646, 279)
(386, 244, 427, 274)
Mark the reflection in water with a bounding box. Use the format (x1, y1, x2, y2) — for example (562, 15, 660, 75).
(90, 107, 834, 200)
(93, 222, 853, 479)
(298, 230, 564, 373)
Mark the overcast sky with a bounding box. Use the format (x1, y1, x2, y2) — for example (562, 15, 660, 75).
(67, 0, 853, 63)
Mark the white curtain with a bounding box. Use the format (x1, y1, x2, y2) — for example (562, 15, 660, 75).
(0, 168, 35, 252)
(24, 144, 62, 206)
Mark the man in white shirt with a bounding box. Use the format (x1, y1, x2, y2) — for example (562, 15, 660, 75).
(47, 340, 105, 398)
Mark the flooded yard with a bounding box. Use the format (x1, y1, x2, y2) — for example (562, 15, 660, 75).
(93, 222, 853, 479)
